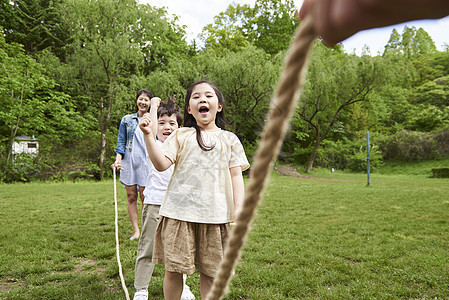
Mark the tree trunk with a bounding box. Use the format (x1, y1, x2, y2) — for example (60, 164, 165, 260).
(305, 138, 321, 173)
(98, 88, 114, 180)
(98, 97, 106, 180)
(99, 130, 107, 180)
(6, 138, 14, 162)
(6, 88, 23, 162)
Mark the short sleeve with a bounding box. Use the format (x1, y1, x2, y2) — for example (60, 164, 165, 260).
(229, 133, 250, 171)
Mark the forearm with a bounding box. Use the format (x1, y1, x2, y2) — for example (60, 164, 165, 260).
(149, 98, 160, 138)
(150, 108, 158, 138)
(230, 166, 245, 220)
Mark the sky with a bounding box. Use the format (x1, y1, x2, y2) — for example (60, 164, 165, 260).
(144, 0, 449, 55)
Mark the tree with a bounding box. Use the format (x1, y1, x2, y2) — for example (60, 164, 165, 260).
(0, 35, 85, 165)
(245, 0, 299, 55)
(0, 0, 68, 57)
(411, 75, 449, 108)
(200, 46, 282, 147)
(412, 50, 449, 85)
(55, 0, 190, 178)
(200, 0, 299, 56)
(384, 28, 401, 53)
(384, 26, 437, 58)
(355, 52, 417, 134)
(133, 4, 190, 74)
(0, 39, 45, 162)
(407, 104, 448, 131)
(59, 0, 144, 178)
(294, 43, 386, 173)
(414, 28, 438, 55)
(200, 4, 252, 55)
(127, 45, 282, 159)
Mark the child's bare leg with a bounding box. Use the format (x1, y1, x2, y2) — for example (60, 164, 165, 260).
(200, 272, 214, 299)
(125, 185, 140, 239)
(138, 185, 145, 213)
(164, 271, 183, 300)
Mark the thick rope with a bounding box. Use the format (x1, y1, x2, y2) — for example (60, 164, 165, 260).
(113, 167, 131, 300)
(206, 16, 317, 300)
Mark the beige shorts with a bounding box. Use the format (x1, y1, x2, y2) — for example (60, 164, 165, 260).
(153, 217, 230, 278)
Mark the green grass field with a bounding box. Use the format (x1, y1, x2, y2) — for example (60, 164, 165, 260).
(0, 168, 448, 299)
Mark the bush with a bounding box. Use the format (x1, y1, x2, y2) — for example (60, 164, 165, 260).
(0, 154, 41, 183)
(347, 145, 384, 172)
(432, 168, 449, 178)
(36, 160, 101, 181)
(291, 145, 313, 165)
(434, 128, 449, 155)
(407, 105, 446, 132)
(379, 130, 439, 161)
(0, 154, 101, 183)
(67, 163, 101, 181)
(313, 140, 351, 170)
(306, 137, 383, 172)
(34, 136, 102, 181)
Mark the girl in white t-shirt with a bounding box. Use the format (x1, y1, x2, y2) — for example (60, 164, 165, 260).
(139, 81, 250, 300)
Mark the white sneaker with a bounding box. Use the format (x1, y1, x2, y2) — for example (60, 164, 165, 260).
(180, 284, 195, 300)
(133, 288, 148, 300)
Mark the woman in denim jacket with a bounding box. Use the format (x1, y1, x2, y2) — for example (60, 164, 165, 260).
(113, 89, 154, 241)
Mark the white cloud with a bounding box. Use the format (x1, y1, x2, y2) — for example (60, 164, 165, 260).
(437, 15, 449, 26)
(146, 0, 254, 39)
(143, 0, 303, 41)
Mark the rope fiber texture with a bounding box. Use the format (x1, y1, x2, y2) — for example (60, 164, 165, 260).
(206, 16, 317, 300)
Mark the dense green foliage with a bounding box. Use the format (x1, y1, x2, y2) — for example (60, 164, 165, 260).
(1, 0, 448, 182)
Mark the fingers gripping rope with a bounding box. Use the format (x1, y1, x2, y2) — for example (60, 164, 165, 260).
(206, 16, 317, 300)
(113, 167, 131, 300)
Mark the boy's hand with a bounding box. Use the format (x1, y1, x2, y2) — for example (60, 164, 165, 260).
(139, 113, 153, 136)
(151, 97, 161, 108)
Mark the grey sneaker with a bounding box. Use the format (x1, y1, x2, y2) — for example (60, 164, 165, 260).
(133, 288, 148, 300)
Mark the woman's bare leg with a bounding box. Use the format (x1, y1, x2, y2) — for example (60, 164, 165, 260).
(125, 185, 140, 240)
(138, 185, 145, 211)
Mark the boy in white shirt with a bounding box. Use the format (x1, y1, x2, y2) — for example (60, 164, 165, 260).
(133, 97, 194, 300)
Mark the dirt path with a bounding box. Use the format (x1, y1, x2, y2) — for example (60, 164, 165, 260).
(275, 165, 348, 181)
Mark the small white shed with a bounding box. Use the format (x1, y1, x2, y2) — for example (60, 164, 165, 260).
(12, 135, 40, 156)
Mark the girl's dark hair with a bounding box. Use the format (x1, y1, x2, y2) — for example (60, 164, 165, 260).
(135, 89, 153, 111)
(158, 96, 183, 126)
(184, 81, 226, 151)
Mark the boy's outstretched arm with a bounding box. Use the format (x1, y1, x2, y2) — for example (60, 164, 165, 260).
(139, 114, 173, 171)
(149, 97, 161, 139)
(230, 166, 245, 220)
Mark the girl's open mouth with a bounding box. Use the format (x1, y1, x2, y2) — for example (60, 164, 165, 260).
(199, 106, 209, 114)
